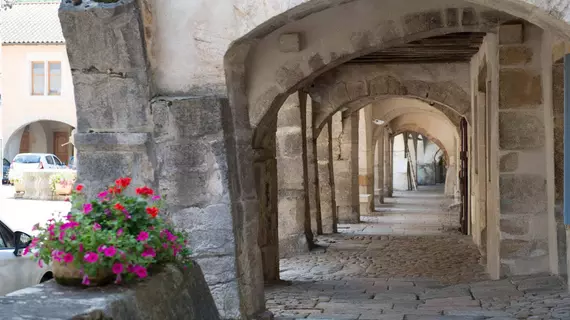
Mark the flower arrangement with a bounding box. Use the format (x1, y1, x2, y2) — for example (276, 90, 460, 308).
(27, 177, 192, 286)
(49, 171, 77, 193)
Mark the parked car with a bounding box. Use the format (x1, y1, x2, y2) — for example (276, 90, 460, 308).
(0, 219, 52, 295)
(2, 158, 9, 184)
(68, 155, 77, 170)
(8, 153, 67, 182)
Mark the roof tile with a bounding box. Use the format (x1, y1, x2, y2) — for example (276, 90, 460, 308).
(1, 1, 64, 45)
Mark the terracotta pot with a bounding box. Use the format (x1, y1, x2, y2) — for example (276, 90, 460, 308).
(53, 261, 114, 287)
(55, 184, 72, 195)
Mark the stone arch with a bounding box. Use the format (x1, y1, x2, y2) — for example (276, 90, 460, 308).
(221, 1, 570, 317)
(308, 64, 469, 133)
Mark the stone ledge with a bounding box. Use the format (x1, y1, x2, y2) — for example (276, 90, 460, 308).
(0, 263, 220, 320)
(75, 133, 150, 150)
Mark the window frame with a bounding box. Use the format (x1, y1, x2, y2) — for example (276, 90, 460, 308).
(47, 61, 62, 96)
(31, 61, 45, 96)
(0, 221, 14, 249)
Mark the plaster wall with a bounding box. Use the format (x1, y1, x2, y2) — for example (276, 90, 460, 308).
(1, 45, 76, 157)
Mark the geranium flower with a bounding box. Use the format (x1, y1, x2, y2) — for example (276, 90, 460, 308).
(136, 186, 154, 197)
(97, 245, 106, 253)
(38, 260, 43, 268)
(132, 265, 148, 278)
(112, 263, 124, 274)
(115, 177, 132, 189)
(83, 203, 93, 214)
(79, 243, 84, 253)
(141, 247, 156, 258)
(82, 275, 90, 286)
(83, 252, 99, 264)
(51, 250, 63, 262)
(151, 195, 161, 201)
(114, 203, 125, 211)
(104, 246, 117, 257)
(76, 184, 84, 192)
(93, 223, 101, 231)
(136, 231, 149, 242)
(117, 228, 124, 236)
(146, 207, 159, 218)
(63, 253, 74, 263)
(109, 186, 122, 195)
(97, 191, 109, 199)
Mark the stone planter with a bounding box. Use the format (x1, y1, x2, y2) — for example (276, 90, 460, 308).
(14, 181, 24, 193)
(54, 183, 73, 196)
(53, 261, 114, 287)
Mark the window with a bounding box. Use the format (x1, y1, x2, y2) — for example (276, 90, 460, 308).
(31, 61, 45, 95)
(53, 156, 64, 166)
(30, 61, 62, 96)
(0, 223, 14, 248)
(48, 62, 61, 95)
(45, 156, 54, 165)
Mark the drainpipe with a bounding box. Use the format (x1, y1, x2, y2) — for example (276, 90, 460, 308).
(563, 54, 570, 289)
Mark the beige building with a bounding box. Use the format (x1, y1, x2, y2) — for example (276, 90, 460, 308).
(0, 1, 76, 164)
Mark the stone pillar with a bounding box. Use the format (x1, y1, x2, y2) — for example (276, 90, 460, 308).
(384, 133, 393, 198)
(374, 128, 385, 205)
(317, 120, 337, 234)
(304, 97, 322, 236)
(333, 112, 360, 223)
(276, 94, 310, 258)
(358, 107, 374, 215)
(497, 23, 550, 276)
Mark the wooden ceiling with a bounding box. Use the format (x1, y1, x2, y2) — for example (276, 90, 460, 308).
(348, 32, 487, 64)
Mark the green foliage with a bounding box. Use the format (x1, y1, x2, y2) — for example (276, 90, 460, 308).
(48, 171, 77, 193)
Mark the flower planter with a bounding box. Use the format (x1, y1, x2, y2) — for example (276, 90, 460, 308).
(53, 261, 114, 287)
(55, 184, 73, 196)
(14, 181, 24, 193)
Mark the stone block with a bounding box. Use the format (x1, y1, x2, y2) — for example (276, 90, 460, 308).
(461, 8, 477, 26)
(403, 11, 443, 34)
(59, 0, 148, 72)
(277, 157, 305, 189)
(276, 129, 303, 157)
(446, 8, 458, 27)
(499, 174, 546, 215)
(499, 69, 542, 109)
(499, 24, 524, 44)
(500, 218, 529, 235)
(499, 152, 518, 172)
(500, 239, 548, 260)
(1, 264, 220, 320)
(499, 46, 533, 65)
(499, 111, 544, 150)
(73, 72, 151, 131)
(279, 33, 302, 52)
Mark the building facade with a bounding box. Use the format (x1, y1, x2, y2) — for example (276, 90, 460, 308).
(0, 0, 76, 164)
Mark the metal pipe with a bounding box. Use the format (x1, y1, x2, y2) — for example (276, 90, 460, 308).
(564, 54, 570, 224)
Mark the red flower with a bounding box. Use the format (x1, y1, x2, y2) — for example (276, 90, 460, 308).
(136, 186, 154, 197)
(76, 184, 84, 192)
(114, 203, 125, 211)
(115, 177, 132, 189)
(146, 207, 159, 218)
(109, 186, 122, 195)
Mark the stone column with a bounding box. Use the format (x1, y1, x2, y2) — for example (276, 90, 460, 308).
(276, 94, 310, 258)
(496, 23, 550, 276)
(374, 128, 385, 205)
(333, 112, 360, 223)
(304, 97, 322, 236)
(317, 120, 337, 233)
(384, 132, 393, 198)
(358, 107, 374, 215)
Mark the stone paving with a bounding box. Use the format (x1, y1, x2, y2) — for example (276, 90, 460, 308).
(267, 188, 570, 320)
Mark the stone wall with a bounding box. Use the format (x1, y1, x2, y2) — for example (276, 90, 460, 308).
(497, 23, 550, 275)
(0, 264, 220, 320)
(276, 95, 310, 258)
(334, 112, 360, 223)
(316, 119, 337, 234)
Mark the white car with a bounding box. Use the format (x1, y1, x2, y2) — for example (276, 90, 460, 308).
(0, 220, 52, 295)
(8, 153, 67, 182)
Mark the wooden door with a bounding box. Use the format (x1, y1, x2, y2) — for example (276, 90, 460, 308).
(53, 132, 69, 164)
(19, 129, 30, 154)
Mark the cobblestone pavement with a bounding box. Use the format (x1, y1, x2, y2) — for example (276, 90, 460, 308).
(267, 188, 570, 320)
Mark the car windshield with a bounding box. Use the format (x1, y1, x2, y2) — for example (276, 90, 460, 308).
(13, 155, 41, 164)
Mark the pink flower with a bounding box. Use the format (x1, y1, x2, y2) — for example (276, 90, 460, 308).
(63, 253, 74, 263)
(82, 275, 90, 286)
(83, 252, 99, 264)
(136, 231, 149, 242)
(151, 195, 161, 201)
(38, 260, 43, 268)
(141, 247, 156, 258)
(104, 246, 117, 257)
(83, 203, 93, 214)
(58, 231, 66, 242)
(97, 191, 109, 199)
(79, 243, 84, 253)
(117, 228, 123, 236)
(132, 265, 148, 278)
(23, 246, 30, 256)
(70, 234, 77, 241)
(97, 245, 106, 253)
(93, 223, 101, 231)
(112, 263, 124, 274)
